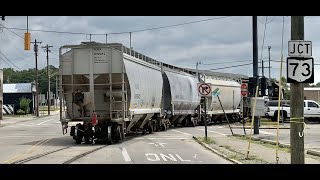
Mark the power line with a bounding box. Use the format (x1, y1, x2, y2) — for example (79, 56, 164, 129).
(128, 16, 232, 34)
(206, 62, 253, 71)
(201, 59, 254, 65)
(0, 24, 24, 39)
(267, 16, 277, 24)
(0, 50, 22, 70)
(257, 17, 265, 24)
(0, 55, 14, 67)
(259, 16, 268, 76)
(49, 51, 59, 56)
(4, 16, 233, 36)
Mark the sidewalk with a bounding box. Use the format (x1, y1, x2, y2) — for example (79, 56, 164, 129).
(0, 111, 60, 127)
(194, 133, 320, 164)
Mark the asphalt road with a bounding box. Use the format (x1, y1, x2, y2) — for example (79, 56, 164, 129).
(172, 122, 320, 151)
(0, 114, 232, 164)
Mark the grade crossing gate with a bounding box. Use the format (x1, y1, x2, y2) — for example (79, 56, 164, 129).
(2, 104, 14, 115)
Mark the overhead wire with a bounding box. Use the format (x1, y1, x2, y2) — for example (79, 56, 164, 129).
(275, 16, 285, 164)
(0, 50, 22, 70)
(259, 16, 268, 76)
(267, 16, 277, 24)
(3, 16, 233, 36)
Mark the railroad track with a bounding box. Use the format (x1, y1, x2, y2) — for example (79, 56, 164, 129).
(11, 135, 137, 164)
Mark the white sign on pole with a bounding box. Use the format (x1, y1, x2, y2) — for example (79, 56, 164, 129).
(287, 57, 314, 83)
(288, 40, 312, 57)
(198, 83, 212, 97)
(251, 97, 265, 117)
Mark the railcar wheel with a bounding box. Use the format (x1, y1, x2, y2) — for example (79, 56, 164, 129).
(75, 125, 83, 144)
(148, 123, 154, 134)
(106, 125, 114, 145)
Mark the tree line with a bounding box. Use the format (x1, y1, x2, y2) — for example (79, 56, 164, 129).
(3, 66, 59, 95)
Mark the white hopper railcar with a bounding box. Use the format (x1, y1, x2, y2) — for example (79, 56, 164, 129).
(59, 42, 243, 144)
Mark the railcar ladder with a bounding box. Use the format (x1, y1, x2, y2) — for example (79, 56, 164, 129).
(107, 49, 128, 134)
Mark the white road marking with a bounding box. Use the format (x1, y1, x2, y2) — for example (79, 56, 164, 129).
(259, 130, 274, 135)
(158, 143, 166, 147)
(217, 126, 223, 129)
(149, 143, 158, 147)
(136, 137, 190, 140)
(198, 129, 227, 136)
(37, 119, 55, 125)
(193, 154, 197, 159)
(170, 129, 192, 136)
(121, 148, 132, 162)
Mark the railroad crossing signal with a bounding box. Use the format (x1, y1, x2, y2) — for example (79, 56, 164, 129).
(198, 83, 211, 97)
(287, 40, 314, 83)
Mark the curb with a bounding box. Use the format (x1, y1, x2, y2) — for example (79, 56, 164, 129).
(192, 136, 242, 164)
(307, 149, 320, 157)
(232, 134, 291, 149)
(232, 127, 290, 129)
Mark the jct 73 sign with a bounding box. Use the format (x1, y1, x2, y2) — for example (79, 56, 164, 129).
(287, 57, 314, 83)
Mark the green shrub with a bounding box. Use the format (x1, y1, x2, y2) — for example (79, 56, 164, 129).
(16, 97, 32, 114)
(17, 109, 26, 115)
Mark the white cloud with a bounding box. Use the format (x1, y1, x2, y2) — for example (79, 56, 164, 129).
(0, 16, 319, 84)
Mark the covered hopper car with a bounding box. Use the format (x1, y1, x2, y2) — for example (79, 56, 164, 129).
(59, 42, 242, 144)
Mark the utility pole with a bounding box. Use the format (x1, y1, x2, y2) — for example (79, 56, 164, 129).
(42, 44, 53, 115)
(268, 46, 271, 79)
(31, 39, 42, 117)
(196, 62, 199, 80)
(290, 16, 305, 164)
(262, 60, 264, 77)
(56, 76, 58, 109)
(129, 32, 132, 49)
(252, 16, 259, 134)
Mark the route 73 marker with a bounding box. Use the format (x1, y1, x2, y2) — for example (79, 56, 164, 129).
(287, 57, 314, 83)
(287, 40, 314, 83)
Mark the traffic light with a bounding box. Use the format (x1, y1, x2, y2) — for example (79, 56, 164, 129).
(260, 77, 267, 96)
(271, 82, 279, 98)
(248, 77, 258, 97)
(24, 32, 31, 50)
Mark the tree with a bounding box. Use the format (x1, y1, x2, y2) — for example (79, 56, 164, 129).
(3, 66, 59, 95)
(16, 96, 32, 114)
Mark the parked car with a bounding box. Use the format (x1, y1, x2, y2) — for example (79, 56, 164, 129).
(265, 100, 320, 122)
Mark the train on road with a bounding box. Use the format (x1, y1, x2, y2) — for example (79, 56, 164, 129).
(59, 42, 245, 144)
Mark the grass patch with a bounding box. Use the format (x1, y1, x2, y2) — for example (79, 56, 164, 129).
(234, 135, 291, 153)
(39, 106, 58, 111)
(199, 137, 215, 144)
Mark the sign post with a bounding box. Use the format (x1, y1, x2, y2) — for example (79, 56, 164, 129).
(287, 23, 313, 164)
(213, 88, 234, 135)
(198, 83, 211, 141)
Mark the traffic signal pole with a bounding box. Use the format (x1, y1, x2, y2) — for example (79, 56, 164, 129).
(252, 16, 259, 134)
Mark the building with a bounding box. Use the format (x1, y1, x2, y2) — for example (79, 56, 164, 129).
(3, 83, 36, 114)
(287, 87, 320, 103)
(304, 87, 320, 102)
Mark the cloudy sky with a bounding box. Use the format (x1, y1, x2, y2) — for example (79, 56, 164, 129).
(0, 16, 319, 84)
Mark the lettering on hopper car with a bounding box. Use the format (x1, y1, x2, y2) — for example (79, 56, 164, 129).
(93, 48, 107, 63)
